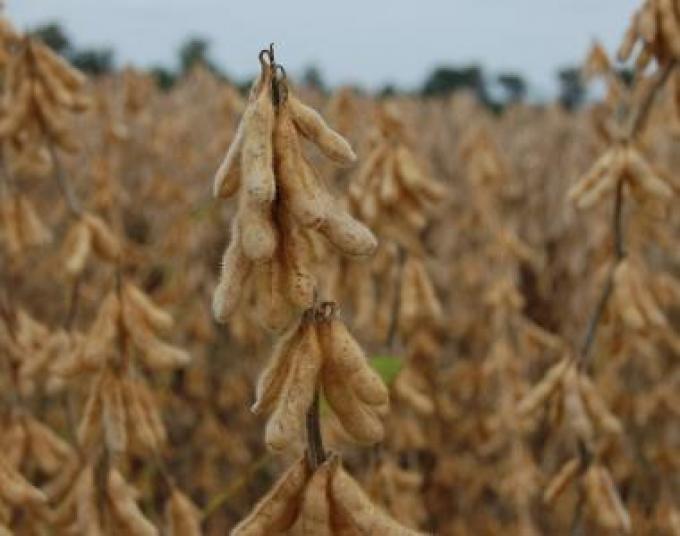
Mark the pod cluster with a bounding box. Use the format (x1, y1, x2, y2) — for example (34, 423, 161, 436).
(618, 0, 680, 66)
(253, 304, 389, 451)
(232, 454, 422, 536)
(212, 52, 377, 332)
(0, 23, 90, 177)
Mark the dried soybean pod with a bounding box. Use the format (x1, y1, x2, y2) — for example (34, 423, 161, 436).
(330, 466, 420, 536)
(265, 322, 322, 451)
(252, 320, 303, 415)
(77, 376, 104, 451)
(394, 368, 435, 416)
(563, 368, 594, 444)
(394, 144, 425, 192)
(231, 66, 277, 260)
(102, 374, 128, 455)
(659, 0, 680, 57)
(568, 150, 615, 202)
(17, 196, 52, 246)
(0, 458, 48, 506)
(275, 102, 328, 227)
(353, 264, 376, 333)
(0, 78, 31, 137)
(123, 380, 160, 453)
(240, 63, 275, 203)
(213, 220, 253, 323)
(349, 143, 388, 201)
(74, 465, 104, 536)
(578, 375, 623, 436)
(318, 204, 377, 257)
(231, 455, 310, 536)
(83, 213, 120, 262)
(321, 352, 384, 444)
(398, 257, 420, 335)
(43, 455, 80, 503)
(297, 457, 335, 536)
(543, 457, 580, 505)
(31, 45, 77, 109)
(32, 42, 87, 90)
(238, 200, 277, 263)
(618, 17, 638, 62)
(289, 94, 356, 166)
(63, 220, 92, 276)
(412, 257, 443, 323)
(584, 465, 631, 533)
(0, 199, 21, 256)
(324, 318, 388, 407)
(134, 380, 168, 448)
(378, 152, 399, 205)
(213, 120, 244, 199)
(576, 167, 619, 210)
(107, 470, 159, 536)
(125, 313, 190, 370)
(255, 259, 295, 332)
(517, 358, 571, 417)
(282, 217, 316, 309)
(613, 261, 646, 330)
(123, 283, 174, 332)
(25, 417, 72, 474)
(625, 146, 673, 200)
(165, 488, 202, 536)
(34, 83, 73, 147)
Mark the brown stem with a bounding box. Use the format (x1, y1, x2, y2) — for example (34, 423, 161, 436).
(47, 141, 83, 218)
(64, 276, 81, 329)
(577, 60, 676, 370)
(578, 179, 625, 369)
(306, 387, 325, 469)
(387, 245, 407, 350)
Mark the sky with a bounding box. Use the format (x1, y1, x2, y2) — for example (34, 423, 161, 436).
(7, 1, 640, 97)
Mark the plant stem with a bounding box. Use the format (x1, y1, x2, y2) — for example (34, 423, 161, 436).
(577, 60, 676, 371)
(306, 388, 325, 469)
(47, 141, 83, 218)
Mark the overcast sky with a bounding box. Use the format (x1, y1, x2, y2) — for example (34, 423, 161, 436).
(7, 1, 639, 96)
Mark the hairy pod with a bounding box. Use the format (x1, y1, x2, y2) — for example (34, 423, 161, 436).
(265, 322, 322, 451)
(231, 455, 310, 536)
(296, 457, 335, 536)
(165, 489, 202, 536)
(107, 470, 159, 536)
(213, 119, 244, 199)
(324, 318, 388, 407)
(330, 466, 421, 535)
(275, 103, 329, 227)
(252, 319, 303, 415)
(289, 94, 356, 166)
(318, 204, 377, 257)
(213, 220, 253, 323)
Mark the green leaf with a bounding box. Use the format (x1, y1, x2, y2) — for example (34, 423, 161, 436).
(370, 355, 403, 385)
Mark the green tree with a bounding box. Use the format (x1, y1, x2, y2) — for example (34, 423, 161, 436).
(30, 22, 71, 54)
(178, 36, 225, 78)
(497, 72, 527, 103)
(557, 67, 586, 111)
(302, 65, 325, 92)
(422, 65, 489, 104)
(70, 48, 114, 76)
(150, 66, 177, 91)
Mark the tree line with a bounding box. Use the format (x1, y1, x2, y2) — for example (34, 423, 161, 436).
(31, 22, 589, 110)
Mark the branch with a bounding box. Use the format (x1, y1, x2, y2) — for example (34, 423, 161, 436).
(577, 61, 676, 371)
(306, 388, 325, 469)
